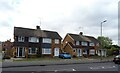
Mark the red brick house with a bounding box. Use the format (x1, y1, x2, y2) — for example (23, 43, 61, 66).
(2, 40, 13, 57)
(62, 32, 100, 57)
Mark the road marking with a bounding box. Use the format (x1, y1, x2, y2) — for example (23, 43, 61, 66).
(72, 68, 76, 71)
(89, 65, 116, 70)
(54, 70, 58, 72)
(54, 68, 76, 72)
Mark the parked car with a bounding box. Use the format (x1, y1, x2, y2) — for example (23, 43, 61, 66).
(59, 52, 72, 59)
(113, 55, 120, 64)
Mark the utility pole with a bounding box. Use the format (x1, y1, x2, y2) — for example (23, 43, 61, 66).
(100, 19, 107, 60)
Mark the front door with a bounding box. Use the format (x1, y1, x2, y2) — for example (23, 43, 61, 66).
(54, 48, 59, 56)
(77, 49, 82, 57)
(17, 47, 25, 57)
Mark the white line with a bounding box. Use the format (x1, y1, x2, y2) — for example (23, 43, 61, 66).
(72, 68, 76, 71)
(89, 65, 116, 70)
(54, 68, 77, 71)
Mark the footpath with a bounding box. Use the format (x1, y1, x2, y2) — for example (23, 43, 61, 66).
(2, 58, 113, 68)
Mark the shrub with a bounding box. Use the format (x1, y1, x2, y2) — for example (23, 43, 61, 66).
(3, 55, 11, 59)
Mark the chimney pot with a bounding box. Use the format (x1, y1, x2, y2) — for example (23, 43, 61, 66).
(79, 32, 83, 35)
(36, 26, 41, 30)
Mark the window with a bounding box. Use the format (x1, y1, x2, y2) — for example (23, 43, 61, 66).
(89, 42, 95, 46)
(18, 36, 24, 42)
(55, 39, 59, 44)
(83, 50, 87, 54)
(29, 37, 39, 43)
(76, 41, 79, 45)
(42, 48, 51, 54)
(42, 38, 51, 43)
(73, 49, 76, 52)
(81, 41, 88, 46)
(90, 49, 95, 55)
(28, 48, 37, 54)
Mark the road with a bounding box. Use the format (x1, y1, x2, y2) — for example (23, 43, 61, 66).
(2, 62, 120, 73)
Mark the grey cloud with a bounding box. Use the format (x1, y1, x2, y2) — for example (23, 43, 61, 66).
(0, 21, 11, 27)
(0, 0, 21, 11)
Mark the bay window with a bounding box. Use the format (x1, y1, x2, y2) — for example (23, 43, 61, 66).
(42, 48, 51, 54)
(28, 48, 37, 54)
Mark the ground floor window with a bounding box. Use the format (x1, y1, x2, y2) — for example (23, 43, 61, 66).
(90, 49, 95, 55)
(83, 49, 87, 54)
(28, 48, 37, 54)
(42, 48, 51, 54)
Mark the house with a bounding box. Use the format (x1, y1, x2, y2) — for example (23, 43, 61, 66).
(13, 26, 62, 58)
(2, 40, 13, 57)
(62, 32, 100, 57)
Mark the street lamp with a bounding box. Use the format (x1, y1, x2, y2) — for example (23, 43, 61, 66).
(100, 19, 107, 60)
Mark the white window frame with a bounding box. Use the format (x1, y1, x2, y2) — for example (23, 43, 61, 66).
(81, 41, 88, 46)
(42, 38, 51, 43)
(55, 39, 59, 44)
(90, 49, 95, 55)
(28, 48, 37, 54)
(89, 42, 95, 46)
(29, 37, 39, 43)
(76, 41, 79, 45)
(17, 47, 25, 57)
(42, 48, 51, 54)
(18, 36, 24, 42)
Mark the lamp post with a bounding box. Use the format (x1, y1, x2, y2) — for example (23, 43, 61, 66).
(100, 19, 107, 60)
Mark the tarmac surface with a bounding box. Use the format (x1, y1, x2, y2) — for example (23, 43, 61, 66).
(2, 58, 113, 68)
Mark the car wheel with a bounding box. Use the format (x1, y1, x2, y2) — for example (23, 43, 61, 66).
(115, 62, 118, 64)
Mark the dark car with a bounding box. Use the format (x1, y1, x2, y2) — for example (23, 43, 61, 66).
(113, 55, 120, 64)
(59, 52, 72, 59)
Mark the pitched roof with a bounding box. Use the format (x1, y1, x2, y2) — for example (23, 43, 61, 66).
(68, 33, 99, 43)
(14, 27, 62, 39)
(85, 36, 100, 43)
(68, 33, 91, 42)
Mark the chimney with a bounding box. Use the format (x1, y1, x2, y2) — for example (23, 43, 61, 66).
(79, 32, 83, 35)
(36, 26, 41, 30)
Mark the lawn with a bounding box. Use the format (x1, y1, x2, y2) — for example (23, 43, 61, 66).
(12, 57, 62, 62)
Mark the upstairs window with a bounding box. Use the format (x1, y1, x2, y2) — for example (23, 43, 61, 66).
(76, 41, 79, 45)
(89, 42, 95, 46)
(55, 39, 59, 44)
(42, 38, 51, 43)
(29, 37, 39, 43)
(18, 36, 24, 42)
(81, 41, 88, 46)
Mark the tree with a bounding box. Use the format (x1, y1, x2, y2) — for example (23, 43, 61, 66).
(97, 36, 112, 49)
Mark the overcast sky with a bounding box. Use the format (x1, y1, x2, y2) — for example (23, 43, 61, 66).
(0, 0, 119, 45)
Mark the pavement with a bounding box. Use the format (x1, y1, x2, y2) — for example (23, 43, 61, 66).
(2, 58, 113, 68)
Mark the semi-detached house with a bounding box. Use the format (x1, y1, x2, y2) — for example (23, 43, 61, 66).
(62, 32, 100, 57)
(13, 26, 62, 58)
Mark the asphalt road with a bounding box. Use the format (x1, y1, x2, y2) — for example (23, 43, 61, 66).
(2, 62, 120, 73)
